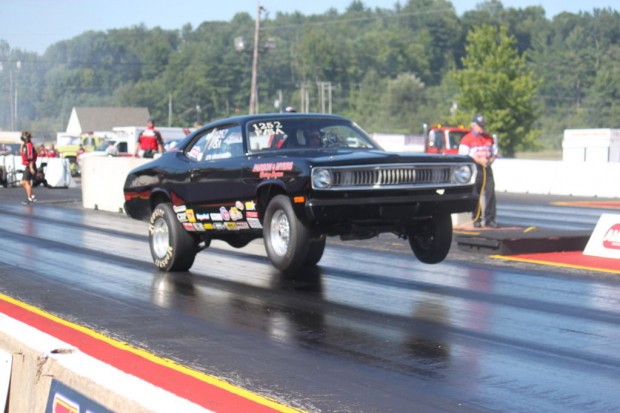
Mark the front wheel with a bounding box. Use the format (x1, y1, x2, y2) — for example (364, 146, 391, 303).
(149, 203, 198, 271)
(304, 236, 326, 266)
(263, 195, 313, 272)
(408, 213, 452, 264)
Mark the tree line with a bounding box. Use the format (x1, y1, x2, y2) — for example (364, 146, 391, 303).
(0, 0, 619, 156)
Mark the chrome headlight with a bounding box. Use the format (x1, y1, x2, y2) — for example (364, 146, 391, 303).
(453, 164, 474, 184)
(312, 168, 333, 189)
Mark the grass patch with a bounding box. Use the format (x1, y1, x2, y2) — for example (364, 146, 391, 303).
(513, 150, 562, 160)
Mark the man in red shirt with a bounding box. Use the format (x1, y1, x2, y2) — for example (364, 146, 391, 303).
(20, 131, 37, 204)
(134, 118, 164, 158)
(458, 114, 497, 228)
(47, 144, 59, 157)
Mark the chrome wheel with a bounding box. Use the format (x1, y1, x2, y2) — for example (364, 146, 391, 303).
(270, 209, 290, 256)
(263, 195, 313, 272)
(151, 217, 170, 259)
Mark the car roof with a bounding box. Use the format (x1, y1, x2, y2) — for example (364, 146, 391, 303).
(203, 112, 349, 128)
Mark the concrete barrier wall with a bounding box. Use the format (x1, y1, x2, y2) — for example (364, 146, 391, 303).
(0, 313, 207, 413)
(81, 157, 620, 214)
(493, 159, 620, 198)
(81, 156, 150, 212)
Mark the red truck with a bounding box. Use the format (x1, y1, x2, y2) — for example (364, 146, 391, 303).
(424, 124, 470, 155)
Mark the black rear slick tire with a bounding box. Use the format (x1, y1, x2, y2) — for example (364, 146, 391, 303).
(149, 203, 197, 271)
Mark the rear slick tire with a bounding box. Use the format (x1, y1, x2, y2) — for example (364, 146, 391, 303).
(149, 202, 197, 271)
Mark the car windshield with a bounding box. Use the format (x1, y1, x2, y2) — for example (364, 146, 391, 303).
(449, 131, 468, 148)
(0, 143, 20, 154)
(247, 118, 378, 152)
(95, 141, 115, 151)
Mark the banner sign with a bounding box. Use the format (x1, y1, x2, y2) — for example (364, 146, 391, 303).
(45, 379, 113, 413)
(584, 213, 620, 259)
(0, 349, 11, 413)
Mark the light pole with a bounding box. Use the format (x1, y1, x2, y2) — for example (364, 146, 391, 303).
(249, 3, 265, 115)
(0, 60, 21, 130)
(235, 4, 274, 115)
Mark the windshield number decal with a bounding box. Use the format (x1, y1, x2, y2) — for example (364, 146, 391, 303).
(252, 121, 283, 136)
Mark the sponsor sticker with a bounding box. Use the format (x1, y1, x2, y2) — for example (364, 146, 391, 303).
(186, 209, 196, 223)
(214, 222, 226, 230)
(252, 161, 294, 179)
(211, 213, 223, 221)
(236, 222, 250, 230)
(247, 218, 263, 229)
(182, 223, 195, 231)
(246, 211, 258, 219)
(220, 207, 231, 221)
(196, 213, 210, 221)
(173, 205, 187, 213)
(225, 222, 238, 231)
(236, 201, 245, 211)
(245, 200, 256, 211)
(204, 223, 214, 230)
(177, 212, 188, 222)
(230, 207, 243, 221)
(193, 223, 206, 232)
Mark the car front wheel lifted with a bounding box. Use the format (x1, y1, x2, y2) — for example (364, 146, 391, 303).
(408, 212, 452, 264)
(263, 195, 314, 272)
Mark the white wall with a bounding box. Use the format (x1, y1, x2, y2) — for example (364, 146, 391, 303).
(493, 158, 620, 198)
(81, 156, 150, 212)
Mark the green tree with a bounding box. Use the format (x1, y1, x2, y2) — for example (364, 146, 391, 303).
(583, 45, 620, 127)
(453, 25, 540, 157)
(380, 73, 427, 133)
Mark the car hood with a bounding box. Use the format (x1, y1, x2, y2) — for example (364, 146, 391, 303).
(292, 149, 470, 166)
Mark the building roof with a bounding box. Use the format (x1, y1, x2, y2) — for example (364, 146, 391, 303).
(66, 107, 150, 135)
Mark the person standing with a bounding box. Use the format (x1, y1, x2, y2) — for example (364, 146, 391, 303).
(47, 144, 59, 157)
(458, 114, 497, 228)
(105, 142, 119, 156)
(134, 118, 164, 158)
(20, 131, 37, 205)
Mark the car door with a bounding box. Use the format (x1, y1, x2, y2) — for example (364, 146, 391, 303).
(174, 123, 246, 213)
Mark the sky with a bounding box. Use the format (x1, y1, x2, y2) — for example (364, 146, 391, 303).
(1, 0, 618, 54)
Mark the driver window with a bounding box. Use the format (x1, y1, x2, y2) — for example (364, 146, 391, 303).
(204, 125, 243, 160)
(185, 124, 243, 161)
(185, 130, 211, 161)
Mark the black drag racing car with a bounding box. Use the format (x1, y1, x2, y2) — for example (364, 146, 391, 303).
(124, 113, 477, 272)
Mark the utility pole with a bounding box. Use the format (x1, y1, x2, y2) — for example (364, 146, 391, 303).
(317, 81, 333, 114)
(249, 2, 262, 115)
(168, 94, 172, 126)
(300, 82, 311, 113)
(1, 60, 21, 130)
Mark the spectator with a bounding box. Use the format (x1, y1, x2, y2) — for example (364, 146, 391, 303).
(105, 142, 119, 156)
(47, 144, 59, 158)
(134, 118, 164, 158)
(20, 131, 37, 205)
(38, 144, 48, 158)
(458, 114, 497, 228)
